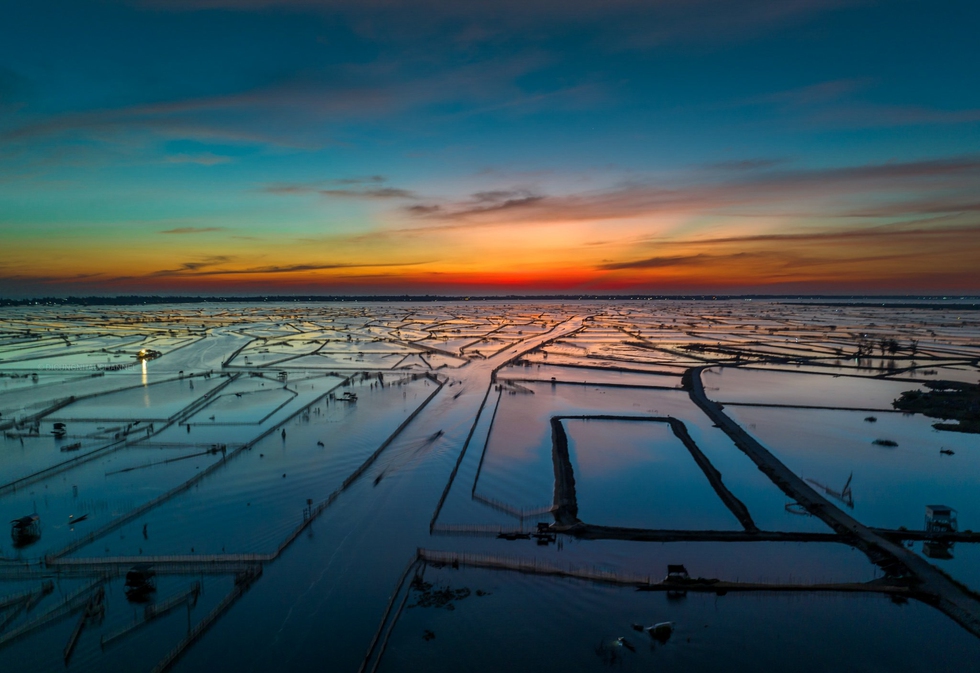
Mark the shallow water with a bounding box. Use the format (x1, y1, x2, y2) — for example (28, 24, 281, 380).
(565, 418, 739, 530)
(379, 565, 980, 673)
(727, 407, 980, 534)
(68, 377, 434, 557)
(704, 367, 923, 409)
(0, 572, 238, 673)
(472, 382, 834, 534)
(0, 300, 977, 673)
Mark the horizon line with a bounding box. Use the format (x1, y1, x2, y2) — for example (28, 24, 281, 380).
(3, 293, 980, 308)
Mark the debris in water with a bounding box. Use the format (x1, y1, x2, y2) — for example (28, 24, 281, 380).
(646, 621, 675, 643)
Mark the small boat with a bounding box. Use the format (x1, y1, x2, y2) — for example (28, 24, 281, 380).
(68, 513, 88, 524)
(646, 621, 674, 641)
(611, 636, 635, 652)
(784, 502, 811, 516)
(60, 442, 82, 452)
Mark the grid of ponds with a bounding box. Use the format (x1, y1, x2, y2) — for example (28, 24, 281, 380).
(0, 300, 977, 672)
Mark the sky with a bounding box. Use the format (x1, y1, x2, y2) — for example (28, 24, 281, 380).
(1, 0, 978, 297)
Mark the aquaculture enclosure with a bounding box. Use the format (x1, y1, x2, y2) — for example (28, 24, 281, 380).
(0, 300, 978, 673)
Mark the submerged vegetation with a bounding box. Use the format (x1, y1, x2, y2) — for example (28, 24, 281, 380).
(893, 381, 980, 434)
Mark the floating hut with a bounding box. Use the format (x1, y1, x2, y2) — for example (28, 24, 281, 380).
(125, 564, 157, 602)
(10, 514, 41, 546)
(923, 505, 958, 560)
(924, 505, 957, 534)
(664, 564, 690, 598)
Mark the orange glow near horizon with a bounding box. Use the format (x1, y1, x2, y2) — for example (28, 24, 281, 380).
(4, 209, 977, 296)
(4, 163, 980, 297)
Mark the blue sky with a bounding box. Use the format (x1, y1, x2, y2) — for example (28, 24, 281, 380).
(1, 0, 978, 295)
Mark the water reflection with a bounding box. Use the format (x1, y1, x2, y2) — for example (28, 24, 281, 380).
(0, 301, 977, 672)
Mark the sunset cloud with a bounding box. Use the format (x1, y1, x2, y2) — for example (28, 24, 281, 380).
(159, 227, 227, 234)
(1, 0, 977, 297)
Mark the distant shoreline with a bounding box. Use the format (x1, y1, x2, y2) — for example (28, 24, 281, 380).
(1, 295, 978, 308)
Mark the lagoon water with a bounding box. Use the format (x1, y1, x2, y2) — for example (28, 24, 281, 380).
(0, 300, 978, 672)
